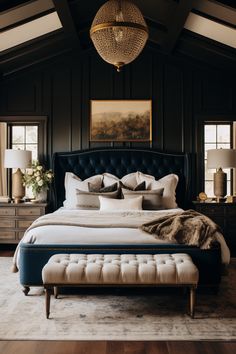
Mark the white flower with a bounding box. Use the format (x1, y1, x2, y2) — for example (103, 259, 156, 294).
(27, 169, 33, 176)
(38, 180, 43, 186)
(47, 173, 52, 179)
(36, 176, 41, 182)
(35, 171, 40, 177)
(37, 166, 43, 171)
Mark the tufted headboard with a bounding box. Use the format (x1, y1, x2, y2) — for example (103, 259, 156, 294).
(52, 148, 191, 210)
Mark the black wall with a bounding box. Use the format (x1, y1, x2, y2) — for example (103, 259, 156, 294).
(0, 46, 236, 198)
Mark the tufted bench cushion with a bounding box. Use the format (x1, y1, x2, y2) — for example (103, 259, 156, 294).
(42, 253, 199, 285)
(42, 253, 199, 319)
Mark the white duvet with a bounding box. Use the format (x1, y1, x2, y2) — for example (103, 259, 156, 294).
(15, 208, 230, 268)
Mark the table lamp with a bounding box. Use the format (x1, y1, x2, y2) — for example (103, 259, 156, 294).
(4, 149, 32, 203)
(207, 149, 236, 201)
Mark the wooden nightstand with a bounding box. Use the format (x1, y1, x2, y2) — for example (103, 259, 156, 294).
(193, 201, 236, 256)
(0, 202, 47, 244)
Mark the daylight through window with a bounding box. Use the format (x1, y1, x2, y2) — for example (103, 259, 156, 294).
(204, 123, 231, 197)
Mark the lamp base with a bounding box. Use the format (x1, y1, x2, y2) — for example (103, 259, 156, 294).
(12, 168, 25, 203)
(214, 168, 227, 200)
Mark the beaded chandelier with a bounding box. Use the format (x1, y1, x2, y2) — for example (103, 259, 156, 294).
(90, 0, 149, 72)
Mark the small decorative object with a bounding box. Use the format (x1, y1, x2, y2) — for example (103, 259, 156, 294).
(23, 161, 53, 202)
(198, 192, 207, 202)
(207, 149, 236, 201)
(90, 100, 152, 141)
(4, 149, 32, 203)
(226, 195, 236, 203)
(90, 0, 148, 72)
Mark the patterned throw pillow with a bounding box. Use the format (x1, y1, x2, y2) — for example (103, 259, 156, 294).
(120, 180, 146, 191)
(88, 182, 118, 193)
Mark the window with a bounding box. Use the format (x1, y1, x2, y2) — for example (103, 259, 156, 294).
(11, 124, 39, 161)
(204, 123, 231, 197)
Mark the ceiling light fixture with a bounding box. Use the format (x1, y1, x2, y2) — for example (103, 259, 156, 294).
(90, 0, 148, 72)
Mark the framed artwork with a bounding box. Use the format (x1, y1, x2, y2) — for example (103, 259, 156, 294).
(90, 100, 152, 142)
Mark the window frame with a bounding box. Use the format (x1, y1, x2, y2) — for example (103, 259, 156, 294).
(0, 116, 47, 196)
(203, 122, 233, 197)
(196, 115, 234, 198)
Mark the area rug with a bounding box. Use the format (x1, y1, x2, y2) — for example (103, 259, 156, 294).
(0, 257, 235, 340)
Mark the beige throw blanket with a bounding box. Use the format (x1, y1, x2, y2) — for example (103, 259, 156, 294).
(140, 209, 220, 249)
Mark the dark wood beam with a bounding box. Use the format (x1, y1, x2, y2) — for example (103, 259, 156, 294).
(52, 0, 81, 50)
(161, 0, 195, 53)
(176, 29, 236, 73)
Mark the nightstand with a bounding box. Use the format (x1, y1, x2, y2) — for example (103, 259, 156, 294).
(0, 202, 47, 244)
(193, 201, 236, 256)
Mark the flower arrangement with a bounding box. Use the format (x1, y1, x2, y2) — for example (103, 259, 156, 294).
(23, 161, 53, 198)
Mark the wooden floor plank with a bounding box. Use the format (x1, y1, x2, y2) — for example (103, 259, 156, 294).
(0, 341, 235, 354)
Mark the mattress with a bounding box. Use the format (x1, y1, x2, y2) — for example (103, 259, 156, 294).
(15, 208, 230, 268)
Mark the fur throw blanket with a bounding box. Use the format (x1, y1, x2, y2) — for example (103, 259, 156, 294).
(140, 209, 221, 249)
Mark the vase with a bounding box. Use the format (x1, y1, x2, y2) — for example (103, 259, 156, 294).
(34, 188, 47, 203)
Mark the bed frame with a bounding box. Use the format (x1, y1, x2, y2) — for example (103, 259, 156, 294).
(19, 148, 221, 292)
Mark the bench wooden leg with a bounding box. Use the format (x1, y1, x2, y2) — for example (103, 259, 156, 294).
(54, 286, 58, 299)
(189, 285, 196, 319)
(45, 287, 53, 319)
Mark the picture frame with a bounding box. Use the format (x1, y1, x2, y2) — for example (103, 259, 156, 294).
(90, 100, 152, 142)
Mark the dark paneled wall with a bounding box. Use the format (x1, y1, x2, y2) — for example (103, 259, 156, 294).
(0, 46, 236, 197)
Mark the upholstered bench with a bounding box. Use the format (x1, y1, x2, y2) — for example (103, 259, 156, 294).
(42, 253, 199, 319)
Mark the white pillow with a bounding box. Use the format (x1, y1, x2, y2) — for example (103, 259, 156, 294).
(103, 172, 139, 189)
(103, 173, 119, 187)
(64, 172, 103, 209)
(99, 196, 143, 211)
(137, 172, 179, 209)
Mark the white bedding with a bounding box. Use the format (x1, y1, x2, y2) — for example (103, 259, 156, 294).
(15, 208, 230, 268)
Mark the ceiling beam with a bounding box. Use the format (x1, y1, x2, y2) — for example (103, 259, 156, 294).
(52, 0, 81, 50)
(160, 0, 195, 53)
(177, 30, 236, 72)
(193, 0, 236, 28)
(0, 0, 54, 30)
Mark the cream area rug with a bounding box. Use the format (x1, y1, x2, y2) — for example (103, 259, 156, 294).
(0, 257, 235, 341)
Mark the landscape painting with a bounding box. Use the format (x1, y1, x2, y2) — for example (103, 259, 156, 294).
(90, 100, 152, 141)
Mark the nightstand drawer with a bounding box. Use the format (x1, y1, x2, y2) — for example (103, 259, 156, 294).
(0, 231, 15, 239)
(17, 207, 42, 216)
(17, 220, 33, 229)
(198, 206, 223, 216)
(0, 208, 16, 216)
(0, 219, 15, 228)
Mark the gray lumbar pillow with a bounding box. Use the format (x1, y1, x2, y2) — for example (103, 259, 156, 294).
(122, 187, 164, 210)
(76, 188, 119, 210)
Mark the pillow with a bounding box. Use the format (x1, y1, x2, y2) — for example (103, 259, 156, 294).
(88, 182, 118, 193)
(103, 172, 139, 189)
(64, 172, 103, 209)
(136, 171, 155, 189)
(122, 188, 164, 210)
(120, 180, 146, 191)
(103, 173, 119, 187)
(99, 196, 143, 211)
(137, 172, 179, 209)
(120, 172, 139, 189)
(76, 189, 119, 210)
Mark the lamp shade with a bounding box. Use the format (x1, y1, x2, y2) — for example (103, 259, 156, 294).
(4, 149, 32, 169)
(207, 149, 236, 169)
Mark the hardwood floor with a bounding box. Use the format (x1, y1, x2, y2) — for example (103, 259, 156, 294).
(1, 248, 235, 353)
(0, 341, 235, 354)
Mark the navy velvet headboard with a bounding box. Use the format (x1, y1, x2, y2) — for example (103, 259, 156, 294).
(52, 148, 191, 210)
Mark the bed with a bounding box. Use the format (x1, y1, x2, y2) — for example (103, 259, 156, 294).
(17, 148, 227, 291)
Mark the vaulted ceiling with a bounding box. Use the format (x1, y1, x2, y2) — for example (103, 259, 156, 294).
(0, 0, 235, 75)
